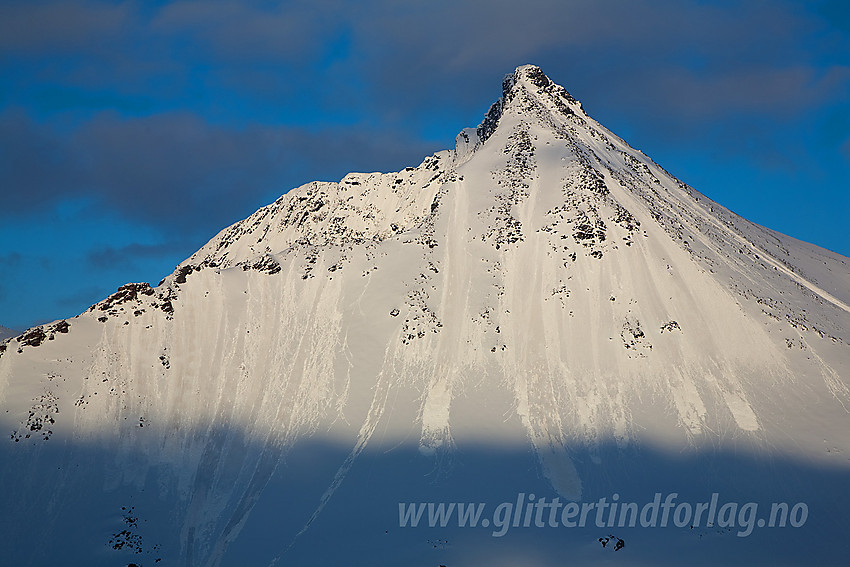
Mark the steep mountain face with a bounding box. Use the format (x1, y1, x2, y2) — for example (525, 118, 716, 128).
(1, 66, 849, 566)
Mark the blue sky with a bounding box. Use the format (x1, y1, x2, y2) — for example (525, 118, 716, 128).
(1, 0, 849, 331)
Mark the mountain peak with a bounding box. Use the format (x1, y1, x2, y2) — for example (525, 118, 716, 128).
(476, 64, 583, 144)
(503, 64, 548, 96)
(504, 64, 580, 107)
(2, 64, 849, 567)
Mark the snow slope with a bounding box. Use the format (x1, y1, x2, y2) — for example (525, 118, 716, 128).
(1, 65, 848, 566)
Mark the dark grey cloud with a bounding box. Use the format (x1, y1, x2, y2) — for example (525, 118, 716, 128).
(55, 285, 108, 309)
(350, 0, 848, 125)
(0, 111, 86, 212)
(0, 1, 131, 53)
(0, 109, 439, 237)
(86, 242, 189, 271)
(5, 1, 845, 125)
(604, 64, 850, 124)
(150, 0, 346, 64)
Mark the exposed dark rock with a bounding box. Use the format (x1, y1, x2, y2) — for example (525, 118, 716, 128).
(621, 319, 651, 355)
(11, 390, 58, 442)
(97, 283, 155, 312)
(153, 287, 177, 318)
(19, 327, 47, 348)
(243, 255, 281, 275)
(174, 264, 198, 284)
(599, 534, 625, 552)
(613, 204, 640, 232)
(477, 99, 504, 143)
(109, 506, 144, 554)
(524, 65, 551, 89)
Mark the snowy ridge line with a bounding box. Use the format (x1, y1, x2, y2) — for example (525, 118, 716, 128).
(688, 197, 850, 315)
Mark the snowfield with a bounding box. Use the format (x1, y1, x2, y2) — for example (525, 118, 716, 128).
(1, 65, 848, 566)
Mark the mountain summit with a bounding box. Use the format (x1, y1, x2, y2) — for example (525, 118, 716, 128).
(2, 65, 849, 566)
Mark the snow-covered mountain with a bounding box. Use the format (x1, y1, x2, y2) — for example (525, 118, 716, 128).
(1, 65, 848, 566)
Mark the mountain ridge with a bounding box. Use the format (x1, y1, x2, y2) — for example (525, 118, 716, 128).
(1, 65, 848, 566)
